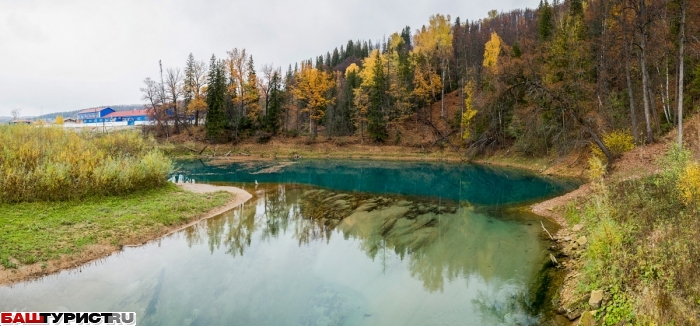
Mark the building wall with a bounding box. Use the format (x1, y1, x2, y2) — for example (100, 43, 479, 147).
(77, 108, 114, 122)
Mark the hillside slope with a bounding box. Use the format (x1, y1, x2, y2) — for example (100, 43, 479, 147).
(534, 114, 700, 325)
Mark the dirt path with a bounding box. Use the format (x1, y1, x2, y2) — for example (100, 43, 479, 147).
(0, 184, 252, 286)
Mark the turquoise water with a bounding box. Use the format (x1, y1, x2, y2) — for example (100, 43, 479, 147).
(0, 160, 576, 325)
(174, 160, 576, 206)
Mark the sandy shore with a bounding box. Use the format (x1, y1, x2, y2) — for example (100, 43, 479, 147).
(155, 183, 254, 239)
(0, 184, 252, 286)
(531, 183, 591, 229)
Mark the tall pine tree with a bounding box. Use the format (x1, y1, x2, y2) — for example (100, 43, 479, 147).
(264, 71, 283, 133)
(205, 55, 227, 142)
(538, 0, 555, 41)
(367, 51, 388, 142)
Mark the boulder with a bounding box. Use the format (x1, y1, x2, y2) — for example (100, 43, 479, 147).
(554, 315, 571, 325)
(589, 290, 603, 309)
(565, 308, 582, 321)
(578, 311, 596, 326)
(576, 236, 588, 247)
(572, 224, 584, 232)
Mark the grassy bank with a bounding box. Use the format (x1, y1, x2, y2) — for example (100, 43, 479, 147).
(0, 125, 170, 202)
(559, 146, 700, 324)
(0, 183, 231, 269)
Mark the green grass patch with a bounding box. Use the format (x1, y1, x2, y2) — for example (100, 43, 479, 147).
(0, 183, 232, 267)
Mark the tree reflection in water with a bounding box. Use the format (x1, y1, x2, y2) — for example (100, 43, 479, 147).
(184, 184, 545, 297)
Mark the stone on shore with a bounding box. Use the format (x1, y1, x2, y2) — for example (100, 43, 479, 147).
(589, 290, 603, 309)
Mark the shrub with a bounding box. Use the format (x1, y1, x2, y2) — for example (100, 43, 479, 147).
(0, 125, 171, 203)
(567, 146, 700, 323)
(677, 161, 700, 208)
(591, 129, 635, 161)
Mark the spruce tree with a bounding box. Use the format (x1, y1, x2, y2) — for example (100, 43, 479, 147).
(367, 52, 388, 142)
(331, 48, 340, 68)
(339, 68, 360, 135)
(205, 55, 227, 142)
(401, 26, 412, 48)
(538, 0, 555, 41)
(264, 71, 283, 133)
(361, 42, 369, 58)
(569, 0, 583, 17)
(184, 53, 195, 107)
(346, 40, 354, 59)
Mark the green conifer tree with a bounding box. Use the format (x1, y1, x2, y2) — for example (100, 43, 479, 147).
(205, 55, 227, 141)
(367, 52, 388, 142)
(264, 71, 283, 133)
(331, 48, 340, 68)
(538, 0, 555, 41)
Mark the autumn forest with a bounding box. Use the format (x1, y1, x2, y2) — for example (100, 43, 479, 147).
(141, 0, 698, 163)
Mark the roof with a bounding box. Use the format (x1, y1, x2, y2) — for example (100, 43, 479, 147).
(78, 107, 111, 114)
(103, 109, 151, 118)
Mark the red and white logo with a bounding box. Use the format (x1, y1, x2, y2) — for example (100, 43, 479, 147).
(0, 312, 136, 325)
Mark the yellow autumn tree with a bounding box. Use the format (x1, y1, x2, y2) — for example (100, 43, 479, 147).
(385, 33, 412, 118)
(413, 14, 453, 61)
(292, 66, 335, 136)
(413, 14, 453, 116)
(353, 50, 384, 142)
(55, 116, 64, 125)
(187, 94, 208, 115)
(345, 63, 360, 78)
(357, 50, 382, 88)
(483, 32, 503, 75)
(388, 33, 404, 52)
(461, 80, 478, 140)
(411, 52, 442, 106)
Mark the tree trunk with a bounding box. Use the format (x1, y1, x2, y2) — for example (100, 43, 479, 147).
(646, 77, 661, 134)
(625, 42, 638, 143)
(678, 0, 687, 146)
(639, 3, 654, 143)
(569, 108, 615, 163)
(440, 69, 445, 118)
(658, 65, 671, 124)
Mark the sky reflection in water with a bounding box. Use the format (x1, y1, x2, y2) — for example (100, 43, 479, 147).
(0, 160, 575, 325)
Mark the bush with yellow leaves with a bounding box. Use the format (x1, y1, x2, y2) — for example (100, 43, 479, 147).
(677, 161, 700, 208)
(591, 129, 635, 162)
(0, 125, 171, 203)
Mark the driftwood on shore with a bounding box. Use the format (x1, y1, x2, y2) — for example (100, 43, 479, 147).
(184, 144, 209, 155)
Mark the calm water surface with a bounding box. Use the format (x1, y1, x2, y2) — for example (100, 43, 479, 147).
(0, 160, 577, 325)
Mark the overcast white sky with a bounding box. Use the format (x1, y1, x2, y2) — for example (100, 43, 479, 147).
(0, 0, 539, 117)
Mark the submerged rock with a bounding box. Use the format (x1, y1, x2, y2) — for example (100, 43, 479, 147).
(572, 224, 584, 232)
